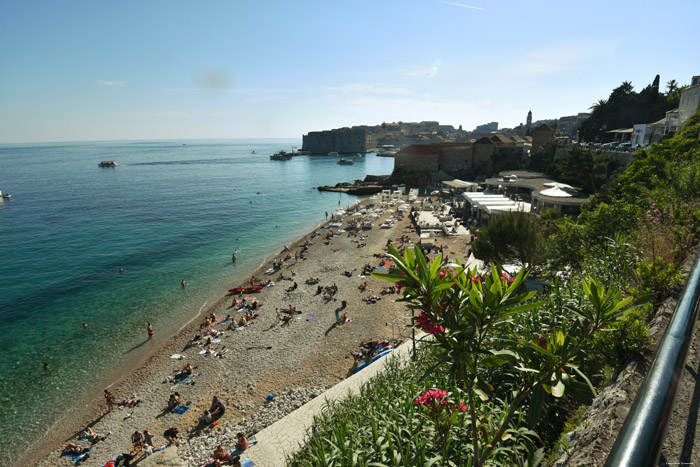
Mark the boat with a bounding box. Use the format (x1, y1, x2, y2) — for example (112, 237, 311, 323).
(99, 160, 118, 167)
(337, 158, 354, 165)
(356, 153, 364, 158)
(228, 286, 264, 294)
(2, 193, 11, 199)
(328, 151, 339, 156)
(270, 151, 292, 160)
(376, 151, 397, 157)
(251, 150, 256, 154)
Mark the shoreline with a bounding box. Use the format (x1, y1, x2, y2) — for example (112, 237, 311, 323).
(27, 211, 346, 465)
(28, 198, 410, 465)
(32, 195, 469, 467)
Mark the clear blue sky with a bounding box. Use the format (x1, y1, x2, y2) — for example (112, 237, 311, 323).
(1, 0, 697, 143)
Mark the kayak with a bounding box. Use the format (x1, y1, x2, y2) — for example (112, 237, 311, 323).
(228, 286, 264, 294)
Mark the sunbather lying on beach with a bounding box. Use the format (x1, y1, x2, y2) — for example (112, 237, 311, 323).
(215, 346, 230, 358)
(211, 446, 230, 466)
(80, 426, 110, 443)
(62, 443, 89, 456)
(116, 398, 141, 408)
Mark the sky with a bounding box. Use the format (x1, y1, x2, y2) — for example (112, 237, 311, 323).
(0, 0, 698, 143)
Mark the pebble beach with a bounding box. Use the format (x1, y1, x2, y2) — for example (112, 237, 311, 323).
(32, 198, 471, 467)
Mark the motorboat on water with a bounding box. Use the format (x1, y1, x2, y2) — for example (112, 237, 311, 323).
(99, 160, 118, 167)
(328, 151, 339, 156)
(356, 153, 364, 157)
(337, 158, 354, 165)
(0, 189, 9, 200)
(270, 151, 292, 160)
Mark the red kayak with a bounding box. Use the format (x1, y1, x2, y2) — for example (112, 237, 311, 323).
(228, 286, 264, 294)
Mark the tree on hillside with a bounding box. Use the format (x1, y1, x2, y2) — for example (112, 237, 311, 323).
(580, 76, 681, 142)
(472, 212, 546, 269)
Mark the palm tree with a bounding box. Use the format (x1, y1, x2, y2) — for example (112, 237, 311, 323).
(589, 99, 609, 113)
(666, 79, 678, 94)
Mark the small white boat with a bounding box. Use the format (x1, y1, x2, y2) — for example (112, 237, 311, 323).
(337, 158, 354, 165)
(99, 160, 118, 167)
(328, 151, 339, 156)
(356, 153, 364, 158)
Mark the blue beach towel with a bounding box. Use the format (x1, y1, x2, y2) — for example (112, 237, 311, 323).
(242, 459, 255, 467)
(375, 266, 386, 270)
(62, 446, 90, 464)
(305, 314, 317, 321)
(172, 405, 189, 414)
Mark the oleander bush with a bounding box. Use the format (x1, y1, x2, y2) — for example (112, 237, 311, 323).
(290, 246, 646, 467)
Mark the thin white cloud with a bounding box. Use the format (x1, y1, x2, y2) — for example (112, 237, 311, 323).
(496, 44, 605, 78)
(162, 87, 294, 95)
(324, 84, 412, 95)
(98, 80, 125, 86)
(435, 0, 484, 11)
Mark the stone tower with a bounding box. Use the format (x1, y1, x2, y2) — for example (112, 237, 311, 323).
(526, 110, 532, 136)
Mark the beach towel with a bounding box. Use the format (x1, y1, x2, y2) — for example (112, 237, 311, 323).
(211, 339, 222, 343)
(242, 459, 255, 467)
(375, 266, 386, 270)
(245, 296, 256, 300)
(172, 405, 189, 414)
(170, 354, 184, 359)
(305, 314, 317, 321)
(62, 446, 90, 464)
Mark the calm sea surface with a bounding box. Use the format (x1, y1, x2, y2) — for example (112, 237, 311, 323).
(0, 139, 394, 457)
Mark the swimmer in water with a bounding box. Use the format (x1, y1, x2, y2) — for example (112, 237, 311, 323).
(181, 280, 187, 288)
(43, 362, 50, 371)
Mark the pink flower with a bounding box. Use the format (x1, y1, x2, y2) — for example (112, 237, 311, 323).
(654, 209, 660, 215)
(646, 210, 651, 215)
(439, 269, 447, 279)
(416, 312, 445, 336)
(415, 389, 448, 406)
(653, 217, 659, 223)
(458, 402, 467, 412)
(652, 203, 657, 208)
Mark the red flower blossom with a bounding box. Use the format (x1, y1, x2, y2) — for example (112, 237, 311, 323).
(415, 389, 448, 406)
(416, 312, 445, 336)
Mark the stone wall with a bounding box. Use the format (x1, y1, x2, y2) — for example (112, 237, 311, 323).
(439, 147, 472, 173)
(394, 153, 439, 173)
(302, 128, 370, 154)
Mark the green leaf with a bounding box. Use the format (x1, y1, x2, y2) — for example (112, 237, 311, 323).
(528, 384, 546, 428)
(564, 377, 595, 405)
(481, 349, 519, 367)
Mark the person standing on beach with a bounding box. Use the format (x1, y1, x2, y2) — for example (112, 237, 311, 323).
(147, 322, 154, 340)
(104, 389, 115, 412)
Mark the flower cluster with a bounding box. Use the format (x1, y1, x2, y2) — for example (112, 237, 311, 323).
(415, 389, 467, 411)
(415, 389, 448, 406)
(416, 312, 445, 336)
(645, 202, 668, 224)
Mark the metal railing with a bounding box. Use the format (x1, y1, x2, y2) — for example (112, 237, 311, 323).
(605, 254, 700, 466)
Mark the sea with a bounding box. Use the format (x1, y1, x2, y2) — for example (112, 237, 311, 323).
(0, 139, 394, 459)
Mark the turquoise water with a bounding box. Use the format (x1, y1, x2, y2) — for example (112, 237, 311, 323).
(0, 139, 393, 457)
